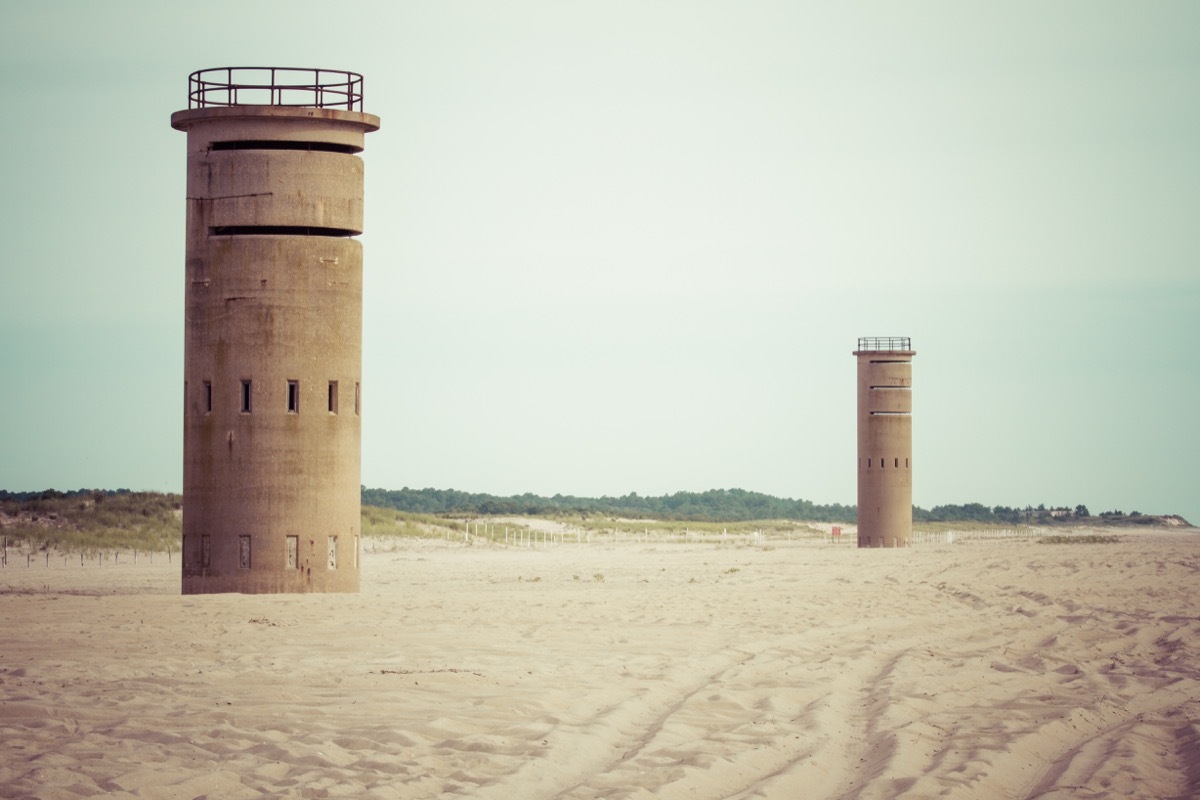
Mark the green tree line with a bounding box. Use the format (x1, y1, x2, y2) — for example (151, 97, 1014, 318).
(361, 486, 857, 522)
(2, 488, 1170, 528)
(361, 488, 1124, 525)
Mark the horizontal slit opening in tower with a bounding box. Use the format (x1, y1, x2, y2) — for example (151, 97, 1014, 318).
(869, 385, 911, 390)
(210, 225, 357, 237)
(869, 359, 911, 365)
(210, 140, 361, 154)
(869, 411, 912, 416)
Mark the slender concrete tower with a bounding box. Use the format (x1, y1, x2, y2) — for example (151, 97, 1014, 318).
(854, 337, 915, 548)
(172, 68, 380, 593)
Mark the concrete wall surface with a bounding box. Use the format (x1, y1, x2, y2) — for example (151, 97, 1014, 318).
(854, 348, 915, 548)
(175, 103, 377, 593)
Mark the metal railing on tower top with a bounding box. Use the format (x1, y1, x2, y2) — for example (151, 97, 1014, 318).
(857, 336, 912, 352)
(187, 67, 365, 111)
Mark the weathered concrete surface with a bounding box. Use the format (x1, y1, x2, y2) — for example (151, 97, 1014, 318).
(854, 347, 915, 548)
(173, 104, 379, 593)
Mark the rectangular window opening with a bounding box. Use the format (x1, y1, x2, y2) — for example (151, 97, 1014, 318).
(286, 535, 299, 570)
(210, 224, 356, 238)
(204, 380, 212, 414)
(201, 534, 211, 569)
(328, 381, 338, 414)
(354, 382, 361, 416)
(327, 535, 338, 570)
(239, 535, 252, 569)
(211, 140, 361, 154)
(287, 380, 300, 414)
(241, 380, 252, 413)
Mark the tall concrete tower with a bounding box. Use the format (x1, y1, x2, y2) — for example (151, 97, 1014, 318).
(854, 337, 915, 548)
(172, 68, 380, 593)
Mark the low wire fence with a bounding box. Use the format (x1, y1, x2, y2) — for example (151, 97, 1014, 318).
(1, 527, 1063, 567)
(424, 524, 1050, 549)
(910, 528, 1041, 545)
(1, 536, 175, 569)
(438, 522, 838, 549)
(461, 527, 808, 548)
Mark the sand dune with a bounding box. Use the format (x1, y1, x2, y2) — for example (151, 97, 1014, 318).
(1, 530, 1198, 799)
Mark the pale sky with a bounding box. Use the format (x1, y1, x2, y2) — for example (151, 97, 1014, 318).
(1, 2, 1197, 523)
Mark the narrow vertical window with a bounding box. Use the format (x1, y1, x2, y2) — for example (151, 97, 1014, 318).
(239, 535, 252, 568)
(327, 535, 338, 570)
(204, 381, 212, 414)
(354, 382, 361, 416)
(287, 380, 300, 413)
(328, 381, 338, 414)
(201, 534, 211, 568)
(906, 458, 910, 468)
(353, 535, 359, 569)
(241, 380, 252, 413)
(286, 535, 299, 569)
(895, 458, 899, 468)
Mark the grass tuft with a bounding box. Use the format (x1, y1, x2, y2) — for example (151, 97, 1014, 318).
(361, 506, 469, 538)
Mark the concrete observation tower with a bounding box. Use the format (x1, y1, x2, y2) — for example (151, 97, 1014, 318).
(172, 68, 380, 593)
(853, 337, 915, 548)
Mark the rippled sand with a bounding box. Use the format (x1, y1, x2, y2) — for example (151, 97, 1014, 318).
(2, 530, 1198, 799)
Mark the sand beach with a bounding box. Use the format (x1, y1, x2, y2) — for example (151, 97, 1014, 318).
(2, 528, 1198, 799)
